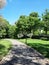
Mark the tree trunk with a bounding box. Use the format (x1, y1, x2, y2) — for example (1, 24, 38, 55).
(45, 27, 47, 35)
(45, 30, 47, 35)
(25, 37, 27, 44)
(33, 29, 35, 35)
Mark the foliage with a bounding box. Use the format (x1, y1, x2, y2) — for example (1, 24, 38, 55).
(0, 9, 49, 38)
(8, 25, 16, 38)
(15, 15, 29, 38)
(42, 9, 49, 35)
(15, 13, 40, 38)
(29, 12, 40, 35)
(0, 16, 10, 38)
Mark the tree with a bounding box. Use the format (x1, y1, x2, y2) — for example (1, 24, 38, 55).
(15, 15, 29, 43)
(42, 9, 49, 35)
(0, 16, 9, 38)
(29, 12, 40, 35)
(8, 25, 16, 38)
(15, 15, 28, 37)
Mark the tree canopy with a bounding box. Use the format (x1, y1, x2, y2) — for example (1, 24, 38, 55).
(0, 9, 49, 39)
(0, 16, 9, 38)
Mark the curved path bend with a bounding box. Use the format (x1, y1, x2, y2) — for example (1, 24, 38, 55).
(0, 39, 49, 65)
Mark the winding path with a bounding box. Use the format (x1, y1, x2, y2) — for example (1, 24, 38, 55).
(0, 39, 49, 65)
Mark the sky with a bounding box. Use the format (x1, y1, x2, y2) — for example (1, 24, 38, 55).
(0, 0, 49, 24)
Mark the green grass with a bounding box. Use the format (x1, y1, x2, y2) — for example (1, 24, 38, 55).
(0, 39, 12, 60)
(19, 38, 49, 58)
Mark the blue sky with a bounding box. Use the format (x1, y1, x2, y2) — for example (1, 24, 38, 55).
(1, 0, 49, 24)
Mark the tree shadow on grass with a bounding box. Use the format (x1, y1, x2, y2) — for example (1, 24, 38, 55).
(0, 44, 6, 61)
(27, 43, 49, 58)
(0, 44, 6, 54)
(0, 44, 5, 49)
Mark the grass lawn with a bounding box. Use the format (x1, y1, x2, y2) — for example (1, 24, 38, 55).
(19, 38, 49, 58)
(0, 39, 12, 60)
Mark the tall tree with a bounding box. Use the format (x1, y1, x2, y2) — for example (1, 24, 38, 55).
(29, 12, 40, 35)
(42, 9, 49, 35)
(8, 25, 16, 38)
(0, 16, 9, 38)
(15, 15, 28, 37)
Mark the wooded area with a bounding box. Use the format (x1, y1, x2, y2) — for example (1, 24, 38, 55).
(0, 9, 49, 39)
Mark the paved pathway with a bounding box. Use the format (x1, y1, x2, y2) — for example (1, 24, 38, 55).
(0, 39, 49, 65)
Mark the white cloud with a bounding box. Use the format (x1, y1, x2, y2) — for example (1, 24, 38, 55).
(0, 0, 7, 9)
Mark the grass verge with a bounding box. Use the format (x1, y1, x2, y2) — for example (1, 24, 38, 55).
(0, 39, 12, 60)
(19, 38, 49, 58)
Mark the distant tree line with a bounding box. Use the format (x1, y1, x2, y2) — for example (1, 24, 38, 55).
(0, 9, 49, 39)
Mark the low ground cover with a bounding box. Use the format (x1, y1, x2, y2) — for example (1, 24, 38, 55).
(0, 39, 12, 60)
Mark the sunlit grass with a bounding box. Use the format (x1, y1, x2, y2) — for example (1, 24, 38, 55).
(19, 38, 49, 58)
(0, 39, 12, 60)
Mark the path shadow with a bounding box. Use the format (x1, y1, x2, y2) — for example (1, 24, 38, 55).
(1, 45, 48, 65)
